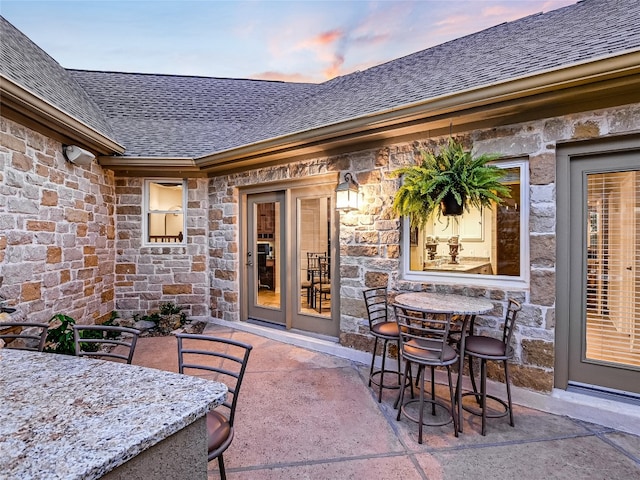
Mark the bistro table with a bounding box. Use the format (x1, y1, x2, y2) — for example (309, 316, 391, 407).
(0, 349, 227, 479)
(393, 292, 494, 432)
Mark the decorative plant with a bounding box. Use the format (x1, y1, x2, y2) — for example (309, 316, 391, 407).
(392, 138, 511, 227)
(159, 302, 186, 319)
(44, 313, 120, 354)
(135, 302, 187, 334)
(44, 313, 77, 355)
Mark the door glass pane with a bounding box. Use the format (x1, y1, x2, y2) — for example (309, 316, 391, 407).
(585, 170, 640, 369)
(298, 196, 331, 317)
(255, 201, 281, 309)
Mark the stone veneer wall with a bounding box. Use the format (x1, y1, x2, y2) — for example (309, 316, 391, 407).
(114, 177, 210, 320)
(0, 116, 116, 324)
(209, 102, 640, 393)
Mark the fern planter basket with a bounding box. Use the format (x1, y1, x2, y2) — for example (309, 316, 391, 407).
(392, 138, 511, 227)
(440, 192, 465, 216)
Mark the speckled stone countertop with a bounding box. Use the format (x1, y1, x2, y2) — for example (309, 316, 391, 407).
(394, 292, 494, 315)
(0, 349, 227, 480)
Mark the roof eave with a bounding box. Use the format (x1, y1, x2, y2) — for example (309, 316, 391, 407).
(194, 49, 640, 174)
(97, 156, 205, 177)
(0, 74, 125, 155)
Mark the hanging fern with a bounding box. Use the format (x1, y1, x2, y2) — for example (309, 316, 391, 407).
(392, 138, 511, 228)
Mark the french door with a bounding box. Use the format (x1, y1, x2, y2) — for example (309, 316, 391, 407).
(247, 192, 285, 325)
(567, 149, 640, 396)
(243, 177, 339, 337)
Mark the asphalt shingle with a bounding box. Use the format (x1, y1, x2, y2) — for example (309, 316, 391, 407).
(2, 0, 640, 158)
(0, 16, 117, 141)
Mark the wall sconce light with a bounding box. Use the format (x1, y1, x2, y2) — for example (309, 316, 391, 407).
(62, 145, 95, 165)
(335, 172, 360, 212)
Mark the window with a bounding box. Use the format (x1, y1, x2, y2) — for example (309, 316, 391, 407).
(403, 160, 529, 287)
(144, 179, 186, 244)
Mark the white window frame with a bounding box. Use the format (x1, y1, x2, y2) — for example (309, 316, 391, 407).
(143, 179, 187, 246)
(401, 159, 530, 289)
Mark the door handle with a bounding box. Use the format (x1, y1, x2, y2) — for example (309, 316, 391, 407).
(246, 251, 253, 267)
(627, 266, 633, 271)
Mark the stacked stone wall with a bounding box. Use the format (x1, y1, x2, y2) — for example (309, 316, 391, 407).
(0, 116, 116, 324)
(337, 102, 640, 392)
(209, 102, 640, 393)
(114, 177, 210, 319)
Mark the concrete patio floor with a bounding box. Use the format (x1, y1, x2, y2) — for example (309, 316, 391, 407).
(131, 323, 640, 480)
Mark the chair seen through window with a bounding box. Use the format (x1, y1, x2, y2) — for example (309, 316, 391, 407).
(312, 259, 331, 312)
(301, 252, 326, 308)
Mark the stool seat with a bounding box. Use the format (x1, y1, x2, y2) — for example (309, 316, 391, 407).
(464, 335, 511, 357)
(371, 321, 400, 338)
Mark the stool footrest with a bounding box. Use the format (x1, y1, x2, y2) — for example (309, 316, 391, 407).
(369, 369, 403, 390)
(400, 398, 454, 427)
(460, 392, 510, 419)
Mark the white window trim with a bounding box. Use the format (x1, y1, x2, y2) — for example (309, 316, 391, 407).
(401, 159, 530, 289)
(143, 179, 187, 246)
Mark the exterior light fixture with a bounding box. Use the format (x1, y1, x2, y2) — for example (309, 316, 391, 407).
(62, 145, 95, 165)
(335, 172, 360, 212)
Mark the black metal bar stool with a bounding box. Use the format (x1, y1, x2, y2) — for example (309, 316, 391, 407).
(394, 304, 459, 443)
(362, 287, 408, 403)
(459, 298, 521, 435)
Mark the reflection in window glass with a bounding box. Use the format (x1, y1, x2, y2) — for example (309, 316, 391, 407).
(145, 180, 186, 243)
(409, 166, 521, 277)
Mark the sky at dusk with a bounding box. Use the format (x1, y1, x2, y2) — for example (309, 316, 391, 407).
(2, 0, 577, 83)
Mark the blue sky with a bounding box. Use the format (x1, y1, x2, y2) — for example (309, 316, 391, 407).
(2, 0, 576, 83)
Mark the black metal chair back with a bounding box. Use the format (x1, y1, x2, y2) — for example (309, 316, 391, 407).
(0, 322, 48, 352)
(363, 287, 388, 329)
(177, 334, 252, 427)
(73, 325, 141, 364)
(394, 306, 453, 365)
(176, 333, 252, 480)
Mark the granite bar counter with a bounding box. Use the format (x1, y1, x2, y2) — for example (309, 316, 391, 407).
(0, 349, 227, 480)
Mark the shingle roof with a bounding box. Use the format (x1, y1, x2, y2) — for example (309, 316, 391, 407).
(68, 71, 319, 157)
(2, 0, 640, 159)
(228, 0, 640, 152)
(0, 16, 117, 140)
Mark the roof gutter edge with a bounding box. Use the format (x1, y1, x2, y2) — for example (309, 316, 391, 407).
(195, 49, 640, 168)
(0, 74, 125, 155)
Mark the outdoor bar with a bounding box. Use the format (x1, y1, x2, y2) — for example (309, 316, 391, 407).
(0, 349, 227, 480)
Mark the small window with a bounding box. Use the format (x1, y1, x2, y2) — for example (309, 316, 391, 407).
(403, 160, 529, 287)
(144, 179, 186, 244)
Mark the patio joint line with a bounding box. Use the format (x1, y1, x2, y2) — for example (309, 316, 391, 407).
(401, 430, 611, 455)
(593, 431, 640, 466)
(221, 450, 425, 474)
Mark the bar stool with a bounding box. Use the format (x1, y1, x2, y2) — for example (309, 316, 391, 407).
(362, 287, 406, 403)
(460, 298, 521, 435)
(394, 304, 459, 443)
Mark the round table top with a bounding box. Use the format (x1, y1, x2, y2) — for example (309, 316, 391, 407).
(394, 292, 493, 315)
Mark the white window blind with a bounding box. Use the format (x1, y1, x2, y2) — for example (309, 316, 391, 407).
(585, 171, 639, 368)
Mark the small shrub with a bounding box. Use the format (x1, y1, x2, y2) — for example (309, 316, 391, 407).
(45, 313, 76, 355)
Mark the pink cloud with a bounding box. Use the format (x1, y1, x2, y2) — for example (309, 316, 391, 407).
(297, 28, 343, 50)
(250, 71, 317, 83)
(323, 53, 345, 79)
(314, 29, 343, 46)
